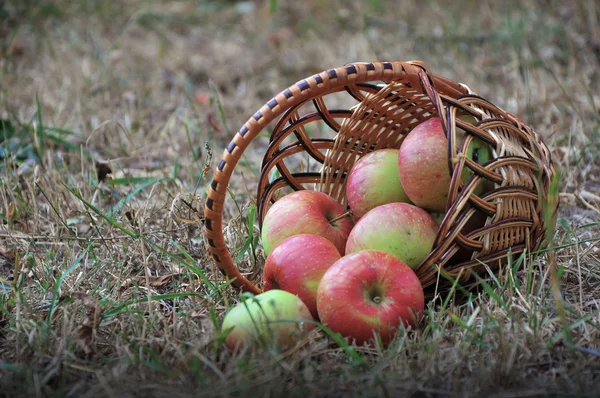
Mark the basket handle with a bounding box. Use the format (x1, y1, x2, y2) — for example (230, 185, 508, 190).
(203, 61, 467, 293)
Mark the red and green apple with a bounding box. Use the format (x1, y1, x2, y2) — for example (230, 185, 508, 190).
(345, 202, 439, 269)
(263, 234, 341, 319)
(398, 116, 491, 213)
(345, 148, 411, 219)
(316, 249, 425, 347)
(261, 190, 354, 256)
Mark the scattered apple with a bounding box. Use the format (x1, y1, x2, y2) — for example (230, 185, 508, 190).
(221, 289, 315, 350)
(263, 234, 342, 319)
(261, 190, 354, 255)
(316, 250, 425, 347)
(398, 117, 491, 213)
(345, 148, 411, 219)
(345, 202, 438, 269)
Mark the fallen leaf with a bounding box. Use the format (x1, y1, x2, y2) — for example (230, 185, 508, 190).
(207, 113, 224, 136)
(7, 203, 17, 222)
(0, 247, 15, 281)
(96, 162, 112, 182)
(267, 27, 295, 47)
(60, 292, 101, 358)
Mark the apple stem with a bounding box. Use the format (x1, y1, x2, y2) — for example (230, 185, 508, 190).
(328, 210, 352, 225)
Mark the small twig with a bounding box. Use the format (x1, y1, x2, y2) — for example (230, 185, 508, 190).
(578, 191, 600, 216)
(559, 191, 600, 216)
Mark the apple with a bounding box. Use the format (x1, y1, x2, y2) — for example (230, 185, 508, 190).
(398, 117, 491, 213)
(221, 289, 315, 350)
(430, 212, 446, 226)
(263, 234, 342, 319)
(261, 190, 354, 256)
(316, 250, 424, 347)
(345, 202, 438, 269)
(345, 148, 411, 219)
(456, 114, 492, 194)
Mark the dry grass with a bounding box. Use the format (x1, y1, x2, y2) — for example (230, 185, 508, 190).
(1, 0, 599, 397)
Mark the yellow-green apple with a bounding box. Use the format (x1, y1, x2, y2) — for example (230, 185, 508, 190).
(398, 117, 491, 213)
(345, 149, 411, 219)
(430, 212, 445, 226)
(456, 114, 492, 194)
(261, 190, 354, 255)
(222, 289, 314, 350)
(316, 250, 424, 347)
(345, 202, 438, 269)
(263, 234, 341, 319)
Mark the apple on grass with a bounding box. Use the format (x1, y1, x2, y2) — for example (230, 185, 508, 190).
(261, 190, 354, 256)
(221, 289, 315, 351)
(263, 234, 341, 319)
(345, 202, 439, 269)
(316, 250, 425, 347)
(345, 148, 411, 219)
(398, 116, 492, 213)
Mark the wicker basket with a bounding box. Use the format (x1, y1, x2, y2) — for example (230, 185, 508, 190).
(203, 60, 558, 296)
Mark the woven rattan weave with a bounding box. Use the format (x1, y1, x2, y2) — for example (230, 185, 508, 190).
(203, 60, 557, 296)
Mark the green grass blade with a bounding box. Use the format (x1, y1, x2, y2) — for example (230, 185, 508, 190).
(47, 241, 93, 325)
(470, 270, 509, 313)
(144, 237, 221, 301)
(109, 176, 168, 186)
(311, 321, 365, 365)
(269, 0, 277, 13)
(103, 292, 206, 318)
(0, 362, 24, 372)
(36, 182, 76, 236)
(62, 183, 138, 239)
(107, 177, 169, 217)
(35, 93, 45, 158)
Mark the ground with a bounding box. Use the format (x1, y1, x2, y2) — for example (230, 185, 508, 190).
(1, 0, 599, 397)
